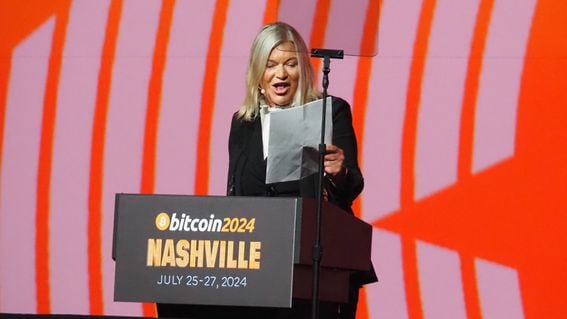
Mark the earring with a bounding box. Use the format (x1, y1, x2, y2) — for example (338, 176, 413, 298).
(259, 87, 265, 95)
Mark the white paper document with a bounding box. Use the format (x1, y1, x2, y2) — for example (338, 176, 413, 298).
(266, 97, 332, 184)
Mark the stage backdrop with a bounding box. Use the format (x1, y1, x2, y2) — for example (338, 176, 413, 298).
(1, 0, 566, 318)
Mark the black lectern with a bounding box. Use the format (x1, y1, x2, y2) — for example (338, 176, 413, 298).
(112, 194, 372, 308)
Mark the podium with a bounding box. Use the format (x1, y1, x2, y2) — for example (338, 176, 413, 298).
(113, 194, 372, 308)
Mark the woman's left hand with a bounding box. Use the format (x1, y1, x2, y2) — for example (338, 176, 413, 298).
(324, 144, 346, 177)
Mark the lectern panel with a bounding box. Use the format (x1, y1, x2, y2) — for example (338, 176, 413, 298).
(113, 194, 299, 308)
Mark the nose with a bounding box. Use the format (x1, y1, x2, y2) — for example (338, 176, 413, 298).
(275, 64, 288, 79)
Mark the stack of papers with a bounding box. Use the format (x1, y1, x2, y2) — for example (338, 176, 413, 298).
(266, 97, 332, 184)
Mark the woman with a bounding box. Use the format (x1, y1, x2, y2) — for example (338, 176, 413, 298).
(227, 22, 364, 216)
(226, 22, 374, 318)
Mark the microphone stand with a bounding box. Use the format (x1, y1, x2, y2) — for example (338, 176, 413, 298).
(309, 48, 343, 319)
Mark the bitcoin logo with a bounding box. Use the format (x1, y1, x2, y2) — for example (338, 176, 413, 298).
(155, 212, 170, 231)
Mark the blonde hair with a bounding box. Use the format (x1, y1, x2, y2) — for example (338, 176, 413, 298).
(238, 22, 320, 121)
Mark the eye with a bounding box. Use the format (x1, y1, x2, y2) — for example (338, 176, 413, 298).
(286, 60, 298, 67)
(266, 61, 276, 68)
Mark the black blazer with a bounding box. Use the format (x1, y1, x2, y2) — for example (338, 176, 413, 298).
(226, 97, 364, 214)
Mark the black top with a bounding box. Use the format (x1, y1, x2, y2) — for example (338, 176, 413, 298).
(226, 97, 364, 214)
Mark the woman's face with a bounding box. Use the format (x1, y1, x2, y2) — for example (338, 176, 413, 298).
(261, 41, 300, 107)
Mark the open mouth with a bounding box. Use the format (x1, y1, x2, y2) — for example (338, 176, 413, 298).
(272, 82, 290, 94)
